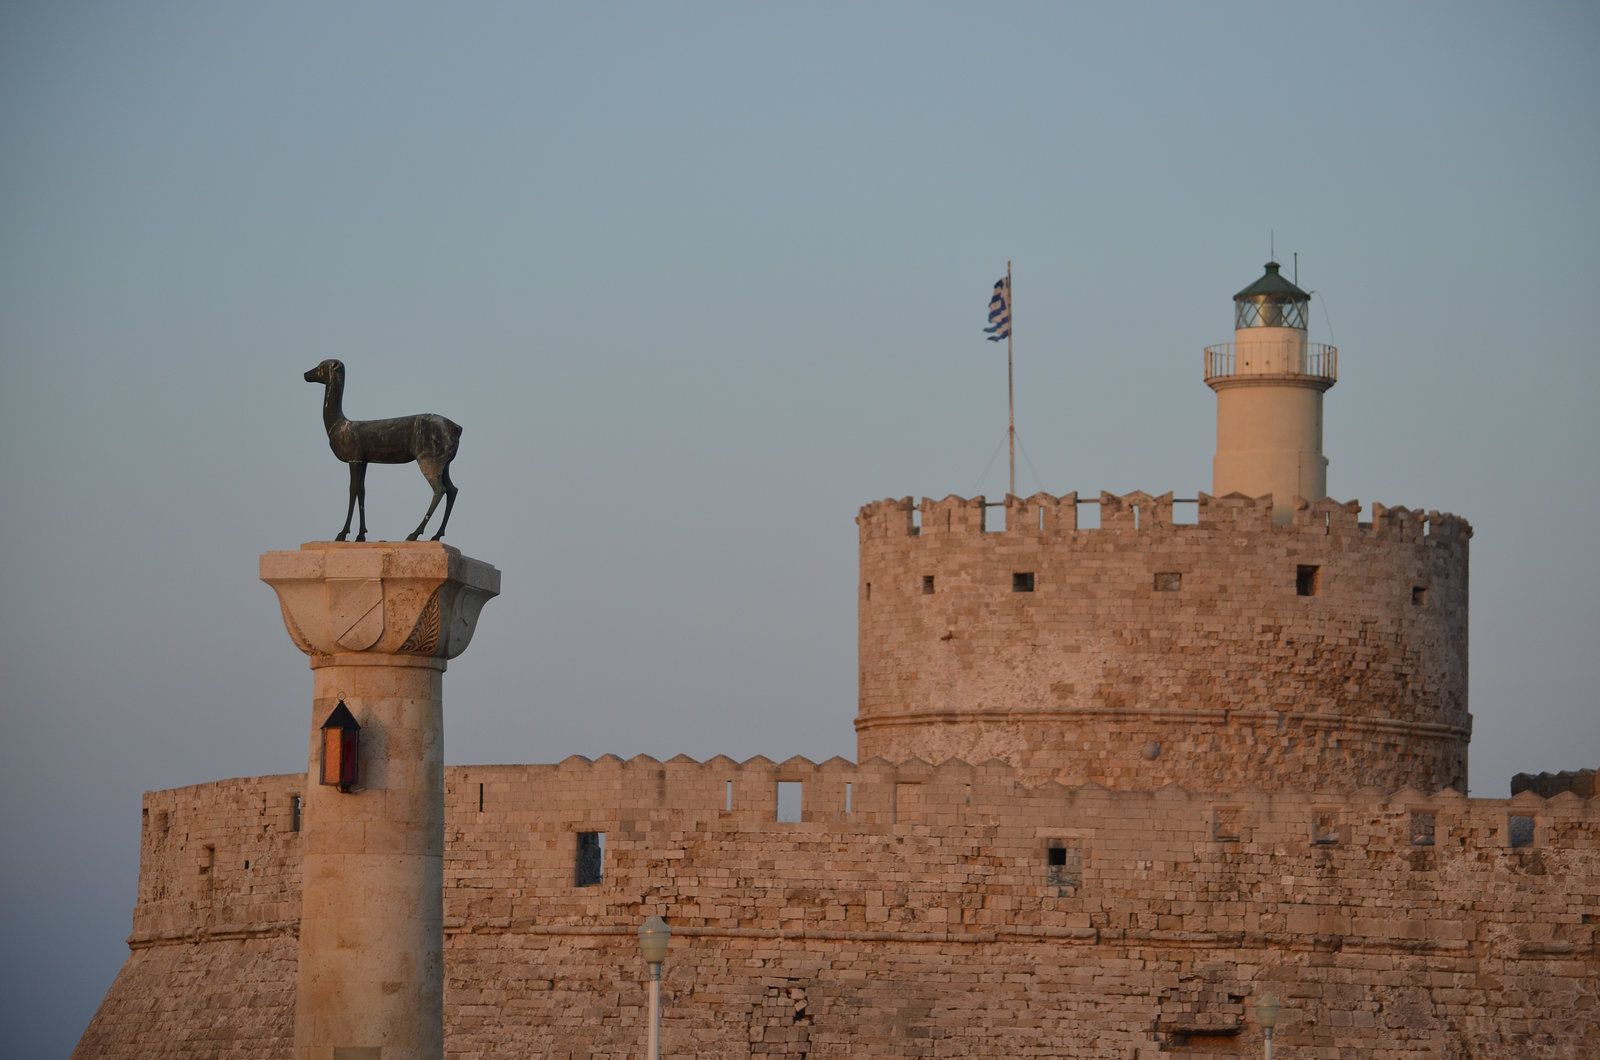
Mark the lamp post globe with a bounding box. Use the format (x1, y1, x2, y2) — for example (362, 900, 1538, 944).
(1256, 994, 1281, 1060)
(638, 916, 672, 1060)
(638, 916, 672, 964)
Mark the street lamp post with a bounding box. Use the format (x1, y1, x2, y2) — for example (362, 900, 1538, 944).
(1256, 994, 1281, 1060)
(638, 916, 672, 1060)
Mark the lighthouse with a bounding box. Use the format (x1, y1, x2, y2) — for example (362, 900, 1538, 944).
(1205, 261, 1337, 523)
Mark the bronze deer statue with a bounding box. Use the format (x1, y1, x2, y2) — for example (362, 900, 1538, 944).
(304, 359, 461, 542)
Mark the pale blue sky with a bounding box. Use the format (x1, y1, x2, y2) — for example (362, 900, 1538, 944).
(3, 2, 1597, 1053)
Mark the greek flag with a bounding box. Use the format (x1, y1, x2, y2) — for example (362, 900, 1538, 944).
(983, 277, 1010, 342)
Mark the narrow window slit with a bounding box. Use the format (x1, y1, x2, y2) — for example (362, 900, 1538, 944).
(575, 832, 605, 886)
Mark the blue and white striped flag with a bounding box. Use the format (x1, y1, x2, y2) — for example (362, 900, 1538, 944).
(983, 277, 1010, 342)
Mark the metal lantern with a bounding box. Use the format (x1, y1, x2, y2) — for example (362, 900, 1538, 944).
(320, 701, 361, 793)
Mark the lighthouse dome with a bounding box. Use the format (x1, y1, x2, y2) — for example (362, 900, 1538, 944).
(1234, 261, 1309, 329)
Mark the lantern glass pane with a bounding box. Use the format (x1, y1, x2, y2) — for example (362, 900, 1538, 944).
(322, 727, 343, 786)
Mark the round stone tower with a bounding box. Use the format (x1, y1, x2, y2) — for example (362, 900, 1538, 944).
(855, 265, 1471, 794)
(1205, 261, 1337, 524)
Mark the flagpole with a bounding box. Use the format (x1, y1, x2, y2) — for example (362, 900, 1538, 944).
(1007, 260, 1015, 500)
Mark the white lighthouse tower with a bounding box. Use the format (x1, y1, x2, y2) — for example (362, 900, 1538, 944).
(1204, 261, 1337, 523)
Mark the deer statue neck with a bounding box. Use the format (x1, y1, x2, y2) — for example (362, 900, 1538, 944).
(322, 371, 347, 435)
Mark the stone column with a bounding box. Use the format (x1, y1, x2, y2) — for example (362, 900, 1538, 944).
(261, 542, 500, 1060)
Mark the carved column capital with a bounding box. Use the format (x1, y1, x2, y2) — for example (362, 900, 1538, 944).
(260, 541, 500, 666)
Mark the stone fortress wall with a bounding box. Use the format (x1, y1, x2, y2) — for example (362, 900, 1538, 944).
(858, 491, 1471, 794)
(76, 757, 1597, 1059)
(72, 257, 1595, 1057)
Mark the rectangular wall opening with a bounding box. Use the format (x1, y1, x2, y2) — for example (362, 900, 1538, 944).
(290, 795, 302, 833)
(1313, 810, 1340, 845)
(984, 504, 1004, 532)
(575, 831, 606, 886)
(725, 780, 734, 812)
(777, 781, 803, 822)
(1046, 842, 1083, 890)
(844, 781, 852, 814)
(1296, 564, 1321, 597)
(1012, 571, 1035, 593)
(1154, 572, 1182, 592)
(1077, 501, 1100, 530)
(1412, 586, 1428, 607)
(922, 575, 935, 595)
(1410, 812, 1436, 846)
(1509, 815, 1535, 849)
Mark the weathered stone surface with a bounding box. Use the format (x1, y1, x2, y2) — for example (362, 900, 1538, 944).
(76, 758, 1599, 1059)
(73, 935, 296, 1059)
(260, 541, 499, 1060)
(858, 491, 1471, 794)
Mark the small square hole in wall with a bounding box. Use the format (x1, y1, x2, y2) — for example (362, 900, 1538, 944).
(1410, 812, 1436, 846)
(575, 831, 605, 886)
(1046, 842, 1083, 889)
(1013, 572, 1035, 593)
(777, 781, 803, 823)
(1509, 815, 1535, 849)
(1296, 564, 1321, 596)
(1412, 586, 1428, 607)
(922, 575, 935, 595)
(1312, 810, 1340, 845)
(1154, 572, 1182, 592)
(1213, 807, 1243, 842)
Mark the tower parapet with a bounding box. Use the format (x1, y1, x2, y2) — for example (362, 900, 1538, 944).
(857, 491, 1471, 793)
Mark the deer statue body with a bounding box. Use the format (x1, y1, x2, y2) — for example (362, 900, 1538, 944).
(304, 359, 461, 542)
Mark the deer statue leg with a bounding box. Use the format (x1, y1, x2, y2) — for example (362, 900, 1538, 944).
(353, 462, 369, 542)
(430, 464, 458, 542)
(337, 462, 369, 542)
(409, 461, 457, 541)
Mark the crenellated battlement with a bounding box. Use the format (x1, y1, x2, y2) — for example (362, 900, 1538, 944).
(857, 490, 1472, 543)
